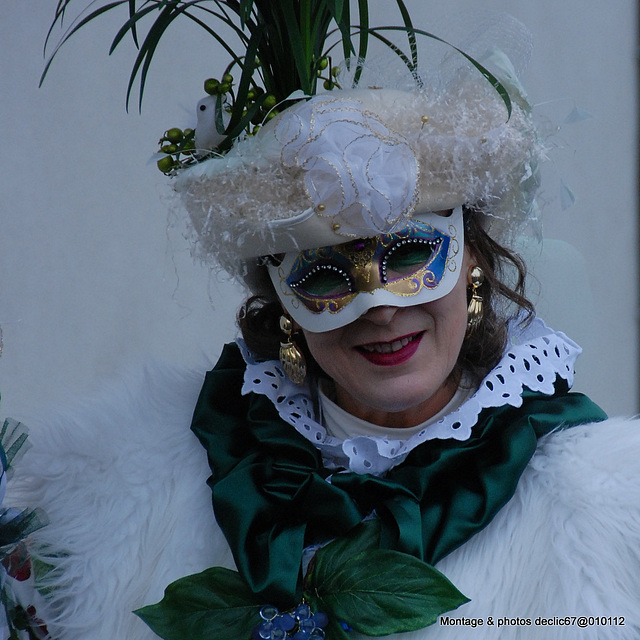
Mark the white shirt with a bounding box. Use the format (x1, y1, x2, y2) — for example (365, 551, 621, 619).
(319, 380, 475, 441)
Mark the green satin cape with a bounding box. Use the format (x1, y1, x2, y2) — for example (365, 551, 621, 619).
(191, 343, 606, 607)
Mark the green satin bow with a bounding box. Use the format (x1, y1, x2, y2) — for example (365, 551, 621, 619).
(191, 343, 606, 607)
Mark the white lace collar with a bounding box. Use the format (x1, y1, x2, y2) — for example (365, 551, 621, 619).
(239, 317, 581, 476)
(318, 380, 475, 441)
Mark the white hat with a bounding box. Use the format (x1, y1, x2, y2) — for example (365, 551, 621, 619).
(176, 69, 539, 282)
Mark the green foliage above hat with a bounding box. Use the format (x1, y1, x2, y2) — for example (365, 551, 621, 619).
(42, 2, 539, 284)
(42, 0, 510, 155)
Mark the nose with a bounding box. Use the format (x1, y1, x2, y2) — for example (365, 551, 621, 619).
(360, 305, 399, 326)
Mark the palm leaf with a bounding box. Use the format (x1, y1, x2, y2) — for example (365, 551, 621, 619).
(41, 0, 129, 87)
(225, 21, 264, 132)
(125, 2, 181, 109)
(368, 25, 513, 117)
(109, 3, 161, 54)
(179, 7, 250, 61)
(128, 0, 141, 47)
(353, 0, 369, 84)
(356, 28, 414, 78)
(394, 0, 418, 70)
(280, 0, 313, 94)
(325, 0, 354, 63)
(126, 1, 251, 110)
(43, 0, 80, 54)
(238, 0, 255, 26)
(41, 0, 513, 138)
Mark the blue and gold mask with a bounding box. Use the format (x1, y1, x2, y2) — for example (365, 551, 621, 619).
(268, 206, 463, 332)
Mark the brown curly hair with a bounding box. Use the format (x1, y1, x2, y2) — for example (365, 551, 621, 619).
(237, 208, 534, 387)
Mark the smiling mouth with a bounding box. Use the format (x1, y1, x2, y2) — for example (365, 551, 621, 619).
(356, 331, 425, 366)
(359, 332, 423, 354)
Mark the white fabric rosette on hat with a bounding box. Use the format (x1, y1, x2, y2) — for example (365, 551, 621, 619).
(276, 96, 419, 237)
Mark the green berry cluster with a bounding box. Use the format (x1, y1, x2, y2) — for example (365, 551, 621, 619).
(204, 68, 278, 134)
(203, 73, 234, 97)
(156, 127, 195, 174)
(316, 57, 341, 91)
(156, 53, 336, 173)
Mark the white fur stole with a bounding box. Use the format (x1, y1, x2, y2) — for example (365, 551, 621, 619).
(7, 365, 640, 640)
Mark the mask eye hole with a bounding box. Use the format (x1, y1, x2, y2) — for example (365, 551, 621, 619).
(289, 263, 354, 299)
(381, 237, 442, 282)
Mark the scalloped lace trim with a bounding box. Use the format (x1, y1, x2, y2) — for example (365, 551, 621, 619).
(239, 317, 581, 476)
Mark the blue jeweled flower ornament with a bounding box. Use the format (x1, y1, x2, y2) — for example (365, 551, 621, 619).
(253, 603, 329, 640)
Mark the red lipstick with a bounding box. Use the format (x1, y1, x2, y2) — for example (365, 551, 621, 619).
(356, 332, 424, 366)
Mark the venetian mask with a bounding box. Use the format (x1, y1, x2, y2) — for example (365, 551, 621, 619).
(267, 206, 463, 332)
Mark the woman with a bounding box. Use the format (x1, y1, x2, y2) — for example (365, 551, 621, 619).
(9, 14, 640, 640)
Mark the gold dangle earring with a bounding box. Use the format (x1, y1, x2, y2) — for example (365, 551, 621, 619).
(466, 266, 485, 337)
(279, 315, 307, 385)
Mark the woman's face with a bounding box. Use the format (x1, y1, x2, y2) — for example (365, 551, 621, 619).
(302, 249, 471, 428)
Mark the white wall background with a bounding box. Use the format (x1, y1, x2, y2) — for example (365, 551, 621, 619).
(0, 1, 637, 419)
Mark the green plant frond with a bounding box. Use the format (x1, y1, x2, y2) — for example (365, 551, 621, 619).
(370, 25, 513, 118)
(310, 9, 332, 58)
(279, 0, 312, 94)
(128, 2, 216, 110)
(126, 2, 179, 109)
(226, 23, 264, 130)
(329, 0, 344, 24)
(208, 0, 243, 30)
(222, 94, 267, 146)
(42, 1, 511, 125)
(41, 0, 129, 86)
(352, 0, 369, 85)
(109, 3, 160, 54)
(127, 0, 141, 47)
(181, 5, 250, 50)
(394, 0, 417, 69)
(53, 0, 67, 14)
(125, 1, 251, 110)
(299, 1, 311, 60)
(363, 28, 416, 77)
(214, 92, 226, 134)
(325, 0, 353, 63)
(238, 0, 255, 26)
(247, 1, 296, 98)
(45, 0, 83, 51)
(156, 0, 177, 10)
